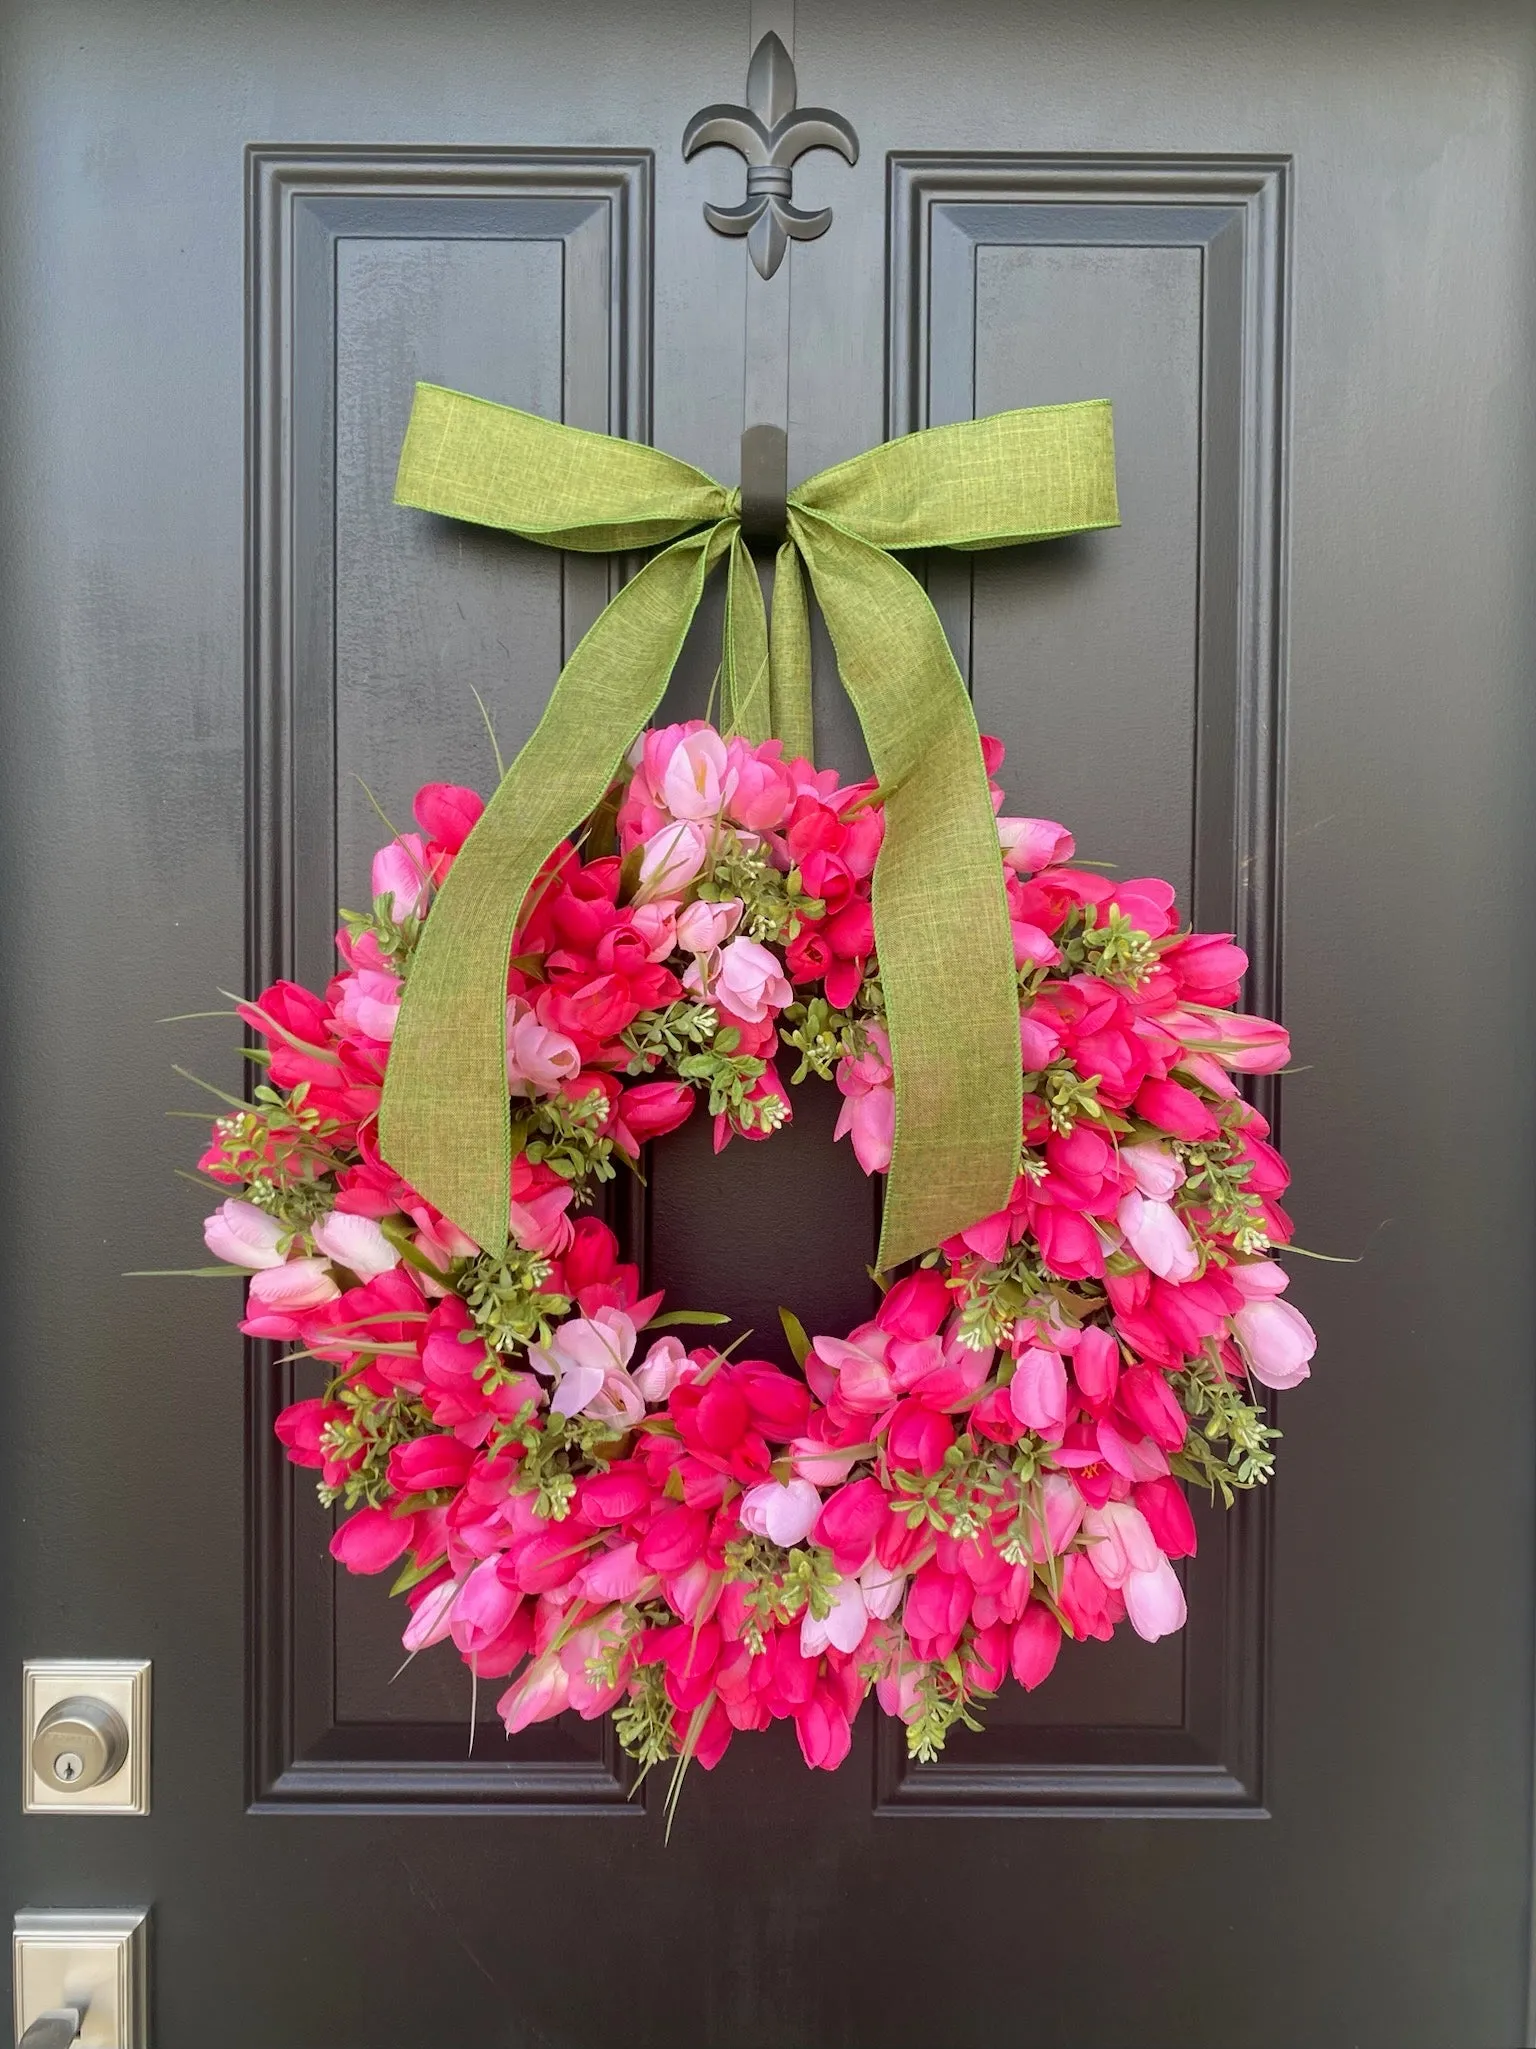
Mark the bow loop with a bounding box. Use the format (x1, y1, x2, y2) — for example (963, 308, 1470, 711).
(382, 382, 1118, 1268)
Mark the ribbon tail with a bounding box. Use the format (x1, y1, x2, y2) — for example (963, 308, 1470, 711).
(792, 510, 1022, 1270)
(379, 525, 729, 1252)
(768, 539, 815, 762)
(721, 534, 772, 745)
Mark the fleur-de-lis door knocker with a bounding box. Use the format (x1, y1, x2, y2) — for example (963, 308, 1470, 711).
(683, 31, 859, 280)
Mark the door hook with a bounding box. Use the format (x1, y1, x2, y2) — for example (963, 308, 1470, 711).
(739, 423, 788, 545)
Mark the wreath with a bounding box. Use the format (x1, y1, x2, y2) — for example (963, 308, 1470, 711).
(192, 717, 1311, 1788)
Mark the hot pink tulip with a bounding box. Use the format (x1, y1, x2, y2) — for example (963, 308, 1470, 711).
(886, 1399, 955, 1476)
(1233, 1296, 1316, 1388)
(414, 781, 484, 853)
(1072, 1324, 1121, 1405)
(794, 1689, 854, 1771)
(1010, 1601, 1063, 1688)
(617, 1080, 695, 1146)
(876, 1269, 952, 1341)
(1134, 1475, 1198, 1559)
(814, 1477, 889, 1569)
(1118, 1366, 1188, 1452)
(329, 1505, 415, 1575)
(449, 1555, 522, 1657)
(1134, 1076, 1220, 1142)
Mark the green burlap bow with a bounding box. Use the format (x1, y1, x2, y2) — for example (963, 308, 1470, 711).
(380, 383, 1118, 1269)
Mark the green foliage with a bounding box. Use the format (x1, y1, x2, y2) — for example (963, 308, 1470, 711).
(778, 996, 866, 1083)
(904, 1652, 989, 1762)
(508, 1087, 617, 1191)
(1028, 1060, 1112, 1137)
(722, 1534, 842, 1654)
(695, 829, 822, 945)
(338, 892, 424, 975)
(890, 1432, 1007, 1540)
(675, 1023, 786, 1134)
(203, 1081, 344, 1227)
(953, 1240, 1045, 1352)
(621, 1000, 719, 1070)
(462, 1245, 571, 1355)
(1175, 1125, 1271, 1254)
(497, 1406, 629, 1522)
(1055, 902, 1158, 987)
(318, 1384, 432, 1510)
(1171, 1350, 1281, 1505)
(614, 1659, 676, 1769)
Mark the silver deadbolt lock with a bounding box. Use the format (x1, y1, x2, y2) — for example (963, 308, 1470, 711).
(30, 1698, 129, 1794)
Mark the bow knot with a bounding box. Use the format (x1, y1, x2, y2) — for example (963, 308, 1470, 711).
(380, 384, 1118, 1267)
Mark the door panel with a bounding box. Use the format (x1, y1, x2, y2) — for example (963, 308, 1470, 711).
(2, 3, 1532, 2045)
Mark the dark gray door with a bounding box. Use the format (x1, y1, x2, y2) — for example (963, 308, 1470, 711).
(3, 3, 1532, 2045)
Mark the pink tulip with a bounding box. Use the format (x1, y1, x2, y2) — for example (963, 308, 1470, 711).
(1117, 1191, 1200, 1283)
(997, 816, 1075, 872)
(634, 819, 709, 903)
(1228, 1258, 1289, 1300)
(795, 1689, 854, 1771)
(1072, 1324, 1121, 1405)
(371, 833, 433, 921)
(662, 726, 736, 820)
(1008, 1345, 1069, 1435)
(1170, 1008, 1290, 1073)
(617, 1081, 695, 1147)
(886, 1400, 955, 1476)
(876, 1269, 952, 1340)
(1118, 1366, 1188, 1452)
(1019, 1007, 1065, 1069)
(204, 1198, 287, 1269)
(505, 998, 582, 1097)
(676, 897, 743, 952)
(498, 1649, 571, 1732)
(449, 1555, 522, 1657)
(740, 1478, 822, 1547)
(859, 1560, 905, 1620)
(1233, 1297, 1316, 1388)
(1134, 1475, 1198, 1559)
(248, 1257, 340, 1311)
(311, 1210, 400, 1280)
(576, 1541, 650, 1604)
(529, 1307, 638, 1420)
(814, 1477, 889, 1569)
(333, 968, 402, 1043)
(724, 737, 794, 829)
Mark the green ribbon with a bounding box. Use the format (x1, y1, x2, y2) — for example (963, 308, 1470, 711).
(380, 383, 1118, 1269)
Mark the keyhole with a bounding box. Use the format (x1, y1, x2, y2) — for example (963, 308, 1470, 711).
(53, 1752, 83, 1783)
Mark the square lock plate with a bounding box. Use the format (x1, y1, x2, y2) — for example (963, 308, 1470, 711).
(22, 1661, 151, 1815)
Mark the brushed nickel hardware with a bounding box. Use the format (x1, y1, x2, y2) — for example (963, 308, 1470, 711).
(22, 1663, 150, 1816)
(12, 1910, 147, 2049)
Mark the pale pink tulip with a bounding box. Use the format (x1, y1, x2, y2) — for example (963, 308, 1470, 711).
(632, 1336, 690, 1403)
(740, 1478, 822, 1547)
(247, 1257, 340, 1312)
(662, 726, 736, 819)
(1083, 1501, 1161, 1587)
(505, 997, 582, 1097)
(676, 897, 743, 953)
(1123, 1554, 1188, 1641)
(1120, 1142, 1186, 1202)
(311, 1210, 400, 1279)
(401, 1574, 461, 1652)
(529, 1307, 638, 1419)
(1117, 1191, 1200, 1282)
(800, 1576, 868, 1657)
(628, 900, 680, 960)
(634, 820, 709, 903)
(204, 1198, 287, 1269)
(711, 936, 792, 1022)
(1228, 1258, 1290, 1300)
(1233, 1297, 1316, 1389)
(858, 1560, 906, 1620)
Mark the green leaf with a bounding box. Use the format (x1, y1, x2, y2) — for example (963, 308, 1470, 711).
(778, 1306, 812, 1368)
(643, 1309, 733, 1330)
(122, 1265, 250, 1278)
(389, 1552, 448, 1598)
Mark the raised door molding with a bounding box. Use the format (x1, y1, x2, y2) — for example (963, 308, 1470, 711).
(878, 154, 1290, 1815)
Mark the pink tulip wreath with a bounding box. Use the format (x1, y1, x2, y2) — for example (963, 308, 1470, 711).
(195, 722, 1311, 1782)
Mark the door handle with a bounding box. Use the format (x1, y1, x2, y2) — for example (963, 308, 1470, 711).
(16, 2012, 82, 2049)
